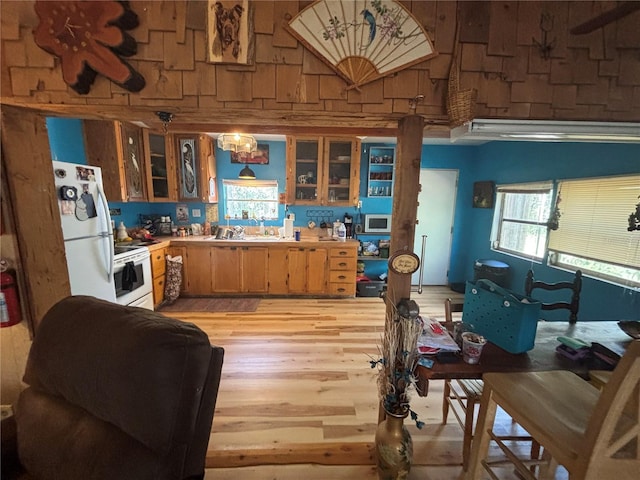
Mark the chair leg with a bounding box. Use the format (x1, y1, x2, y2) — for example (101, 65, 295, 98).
(442, 380, 451, 424)
(539, 449, 558, 480)
(462, 396, 478, 471)
(466, 387, 497, 480)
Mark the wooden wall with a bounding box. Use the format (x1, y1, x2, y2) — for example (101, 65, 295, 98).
(1, 1, 638, 133)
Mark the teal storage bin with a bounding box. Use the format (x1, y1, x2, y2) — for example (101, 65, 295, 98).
(462, 279, 542, 354)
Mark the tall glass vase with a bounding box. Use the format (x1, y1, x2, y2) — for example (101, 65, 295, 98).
(375, 409, 413, 480)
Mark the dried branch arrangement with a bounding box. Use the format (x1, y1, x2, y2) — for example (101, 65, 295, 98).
(371, 305, 424, 428)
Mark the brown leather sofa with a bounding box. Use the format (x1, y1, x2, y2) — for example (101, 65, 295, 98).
(2, 296, 224, 480)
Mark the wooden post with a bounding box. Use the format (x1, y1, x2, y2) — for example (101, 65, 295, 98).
(1, 106, 71, 331)
(378, 114, 424, 423)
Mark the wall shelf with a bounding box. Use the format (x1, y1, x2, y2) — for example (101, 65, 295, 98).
(367, 146, 395, 198)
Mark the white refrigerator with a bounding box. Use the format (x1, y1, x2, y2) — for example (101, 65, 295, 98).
(52, 161, 116, 302)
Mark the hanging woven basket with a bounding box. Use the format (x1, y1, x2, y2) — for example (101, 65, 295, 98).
(446, 57, 477, 128)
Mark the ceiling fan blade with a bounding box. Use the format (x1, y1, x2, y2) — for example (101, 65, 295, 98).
(570, 1, 640, 35)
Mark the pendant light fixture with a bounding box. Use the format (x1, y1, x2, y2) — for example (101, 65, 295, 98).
(217, 133, 257, 153)
(238, 164, 256, 180)
(217, 133, 258, 179)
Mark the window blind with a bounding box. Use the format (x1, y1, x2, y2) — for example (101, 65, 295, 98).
(222, 179, 278, 188)
(548, 175, 640, 268)
(496, 181, 553, 194)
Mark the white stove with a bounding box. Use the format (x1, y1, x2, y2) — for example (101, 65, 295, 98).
(113, 245, 154, 310)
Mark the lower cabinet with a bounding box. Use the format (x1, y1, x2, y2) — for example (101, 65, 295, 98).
(178, 242, 356, 297)
(329, 247, 357, 296)
(148, 245, 167, 308)
(287, 247, 327, 294)
(211, 246, 268, 293)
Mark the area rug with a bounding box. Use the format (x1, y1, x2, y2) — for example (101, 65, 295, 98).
(159, 297, 260, 313)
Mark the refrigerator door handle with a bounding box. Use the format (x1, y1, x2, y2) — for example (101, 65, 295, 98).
(96, 184, 114, 277)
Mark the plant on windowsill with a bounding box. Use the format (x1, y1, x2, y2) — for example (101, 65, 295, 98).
(369, 302, 424, 479)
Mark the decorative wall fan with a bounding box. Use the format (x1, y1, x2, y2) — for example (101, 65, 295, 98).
(570, 1, 640, 35)
(286, 0, 437, 90)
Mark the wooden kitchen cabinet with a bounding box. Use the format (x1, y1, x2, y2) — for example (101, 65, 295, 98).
(148, 244, 167, 307)
(84, 120, 147, 202)
(144, 131, 177, 202)
(211, 246, 241, 293)
(288, 247, 328, 294)
(268, 247, 289, 294)
(241, 246, 268, 293)
(174, 134, 217, 202)
(211, 246, 268, 293)
(286, 136, 360, 206)
(328, 246, 357, 296)
(184, 246, 212, 295)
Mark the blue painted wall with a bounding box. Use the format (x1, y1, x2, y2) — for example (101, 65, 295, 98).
(47, 119, 639, 319)
(459, 141, 640, 321)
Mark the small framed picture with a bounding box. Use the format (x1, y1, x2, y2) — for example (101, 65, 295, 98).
(473, 181, 495, 208)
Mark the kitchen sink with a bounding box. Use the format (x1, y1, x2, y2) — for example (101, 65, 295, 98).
(241, 236, 281, 241)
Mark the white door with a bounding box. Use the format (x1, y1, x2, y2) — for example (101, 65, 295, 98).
(412, 169, 458, 286)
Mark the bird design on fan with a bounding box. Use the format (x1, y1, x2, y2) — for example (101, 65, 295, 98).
(361, 9, 376, 48)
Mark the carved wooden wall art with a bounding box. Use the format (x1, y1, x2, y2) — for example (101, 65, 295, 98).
(207, 0, 254, 65)
(33, 1, 145, 94)
(286, 0, 437, 90)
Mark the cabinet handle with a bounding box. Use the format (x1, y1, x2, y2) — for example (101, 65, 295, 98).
(338, 251, 347, 255)
(339, 262, 347, 267)
(338, 275, 346, 280)
(230, 247, 237, 250)
(337, 288, 345, 292)
(155, 254, 162, 260)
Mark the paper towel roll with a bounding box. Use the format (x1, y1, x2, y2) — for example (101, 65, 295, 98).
(283, 218, 294, 239)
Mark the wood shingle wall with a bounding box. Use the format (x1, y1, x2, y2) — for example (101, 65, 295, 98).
(1, 1, 638, 132)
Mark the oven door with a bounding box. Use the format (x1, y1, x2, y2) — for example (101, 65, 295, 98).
(114, 261, 147, 299)
(113, 249, 153, 308)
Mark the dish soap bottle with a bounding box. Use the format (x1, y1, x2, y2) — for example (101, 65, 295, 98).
(116, 221, 128, 241)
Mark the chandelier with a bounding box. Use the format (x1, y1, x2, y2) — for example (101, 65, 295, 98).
(217, 133, 257, 154)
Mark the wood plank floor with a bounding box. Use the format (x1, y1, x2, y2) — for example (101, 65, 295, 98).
(166, 287, 566, 479)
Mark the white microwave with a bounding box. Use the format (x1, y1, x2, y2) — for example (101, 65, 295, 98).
(364, 214, 392, 233)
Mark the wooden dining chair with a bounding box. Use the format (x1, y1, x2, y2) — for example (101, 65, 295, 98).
(466, 339, 640, 480)
(441, 298, 483, 471)
(524, 269, 582, 323)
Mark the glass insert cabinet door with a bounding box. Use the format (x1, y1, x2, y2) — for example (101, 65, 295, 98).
(119, 124, 146, 202)
(290, 137, 321, 204)
(175, 135, 200, 201)
(286, 136, 360, 206)
(325, 137, 360, 205)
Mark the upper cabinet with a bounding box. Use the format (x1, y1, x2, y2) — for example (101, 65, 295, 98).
(286, 136, 360, 206)
(174, 134, 217, 203)
(144, 130, 177, 202)
(84, 120, 147, 202)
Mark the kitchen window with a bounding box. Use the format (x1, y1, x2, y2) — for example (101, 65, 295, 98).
(223, 179, 279, 220)
(491, 182, 553, 260)
(548, 175, 640, 289)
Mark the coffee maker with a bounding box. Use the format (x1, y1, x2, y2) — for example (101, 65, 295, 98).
(343, 213, 353, 239)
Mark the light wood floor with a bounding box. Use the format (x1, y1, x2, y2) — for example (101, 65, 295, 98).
(167, 287, 562, 479)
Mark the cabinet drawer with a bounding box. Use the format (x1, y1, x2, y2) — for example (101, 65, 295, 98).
(329, 282, 356, 296)
(151, 249, 166, 276)
(329, 256, 356, 271)
(330, 247, 356, 258)
(153, 276, 165, 305)
(329, 270, 355, 283)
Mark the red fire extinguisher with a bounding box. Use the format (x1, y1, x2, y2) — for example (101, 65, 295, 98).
(0, 269, 22, 328)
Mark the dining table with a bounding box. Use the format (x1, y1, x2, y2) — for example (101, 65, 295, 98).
(415, 320, 633, 397)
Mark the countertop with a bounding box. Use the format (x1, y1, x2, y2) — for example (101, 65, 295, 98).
(163, 236, 358, 248)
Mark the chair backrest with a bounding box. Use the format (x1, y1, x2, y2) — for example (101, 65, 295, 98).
(16, 296, 224, 480)
(524, 269, 582, 323)
(444, 297, 464, 330)
(581, 339, 640, 479)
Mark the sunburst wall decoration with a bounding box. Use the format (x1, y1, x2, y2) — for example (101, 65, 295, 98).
(286, 0, 437, 90)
